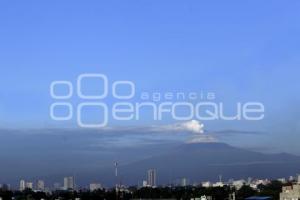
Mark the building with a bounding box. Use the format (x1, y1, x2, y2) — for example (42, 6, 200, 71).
(89, 183, 102, 191)
(232, 179, 246, 190)
(181, 177, 188, 187)
(212, 181, 224, 187)
(252, 179, 270, 187)
(142, 180, 147, 187)
(26, 182, 33, 190)
(19, 180, 26, 191)
(202, 181, 212, 188)
(64, 176, 75, 190)
(147, 169, 156, 187)
(289, 176, 295, 182)
(37, 180, 45, 191)
(277, 178, 287, 183)
(280, 184, 300, 200)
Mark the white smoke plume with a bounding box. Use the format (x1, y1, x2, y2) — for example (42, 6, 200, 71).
(151, 120, 204, 134)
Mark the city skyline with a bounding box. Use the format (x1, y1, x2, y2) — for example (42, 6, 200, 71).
(7, 172, 300, 191)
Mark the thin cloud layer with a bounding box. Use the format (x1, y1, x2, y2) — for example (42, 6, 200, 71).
(186, 135, 217, 143)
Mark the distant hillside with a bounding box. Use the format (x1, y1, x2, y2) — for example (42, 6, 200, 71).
(97, 142, 300, 186)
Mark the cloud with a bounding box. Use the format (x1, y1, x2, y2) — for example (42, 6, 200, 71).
(180, 120, 204, 134)
(212, 129, 267, 135)
(151, 120, 205, 134)
(167, 120, 204, 134)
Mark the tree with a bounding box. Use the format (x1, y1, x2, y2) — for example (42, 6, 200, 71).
(236, 185, 256, 199)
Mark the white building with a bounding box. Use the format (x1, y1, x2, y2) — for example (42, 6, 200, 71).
(278, 178, 287, 183)
(20, 180, 26, 191)
(232, 179, 246, 190)
(142, 180, 147, 187)
(280, 184, 300, 200)
(212, 181, 224, 187)
(254, 179, 270, 186)
(64, 176, 75, 190)
(26, 182, 33, 190)
(89, 183, 102, 191)
(202, 181, 212, 188)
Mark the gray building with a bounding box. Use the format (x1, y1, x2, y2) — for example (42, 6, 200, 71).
(147, 169, 157, 187)
(37, 180, 45, 191)
(64, 176, 75, 190)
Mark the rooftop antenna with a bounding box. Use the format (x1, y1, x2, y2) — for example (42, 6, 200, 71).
(115, 161, 118, 177)
(114, 161, 119, 200)
(73, 173, 76, 190)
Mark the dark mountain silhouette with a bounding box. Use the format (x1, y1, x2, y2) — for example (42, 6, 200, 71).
(90, 142, 300, 186)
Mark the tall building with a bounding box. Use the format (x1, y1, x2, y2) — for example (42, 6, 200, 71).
(181, 177, 188, 187)
(37, 180, 45, 191)
(64, 176, 75, 190)
(147, 169, 156, 187)
(19, 180, 26, 191)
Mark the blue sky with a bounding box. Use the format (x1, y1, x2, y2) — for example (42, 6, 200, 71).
(0, 1, 300, 152)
